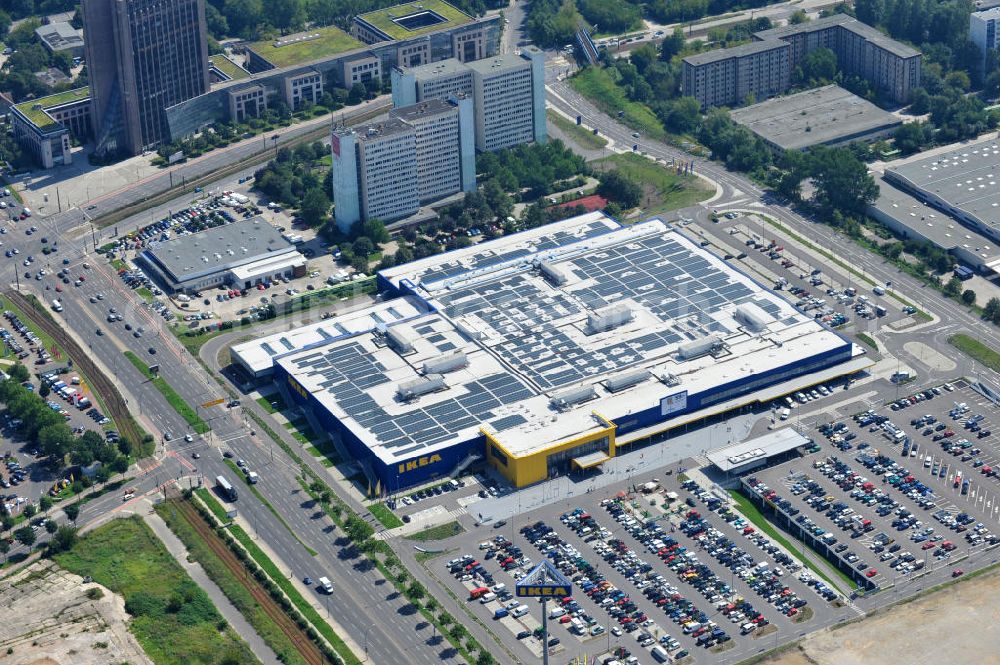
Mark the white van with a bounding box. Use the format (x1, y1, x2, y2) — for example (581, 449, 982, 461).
(479, 592, 497, 604)
(490, 583, 506, 594)
(511, 605, 529, 618)
(318, 577, 333, 594)
(780, 408, 791, 420)
(650, 645, 670, 663)
(549, 607, 566, 619)
(741, 622, 756, 634)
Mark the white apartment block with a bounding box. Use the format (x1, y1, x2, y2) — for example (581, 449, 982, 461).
(971, 7, 1000, 69)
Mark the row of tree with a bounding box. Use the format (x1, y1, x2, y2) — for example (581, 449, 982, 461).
(254, 142, 331, 226)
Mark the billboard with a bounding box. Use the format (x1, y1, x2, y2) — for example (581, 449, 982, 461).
(660, 389, 688, 416)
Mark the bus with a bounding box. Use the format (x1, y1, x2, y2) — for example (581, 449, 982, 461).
(216, 475, 238, 501)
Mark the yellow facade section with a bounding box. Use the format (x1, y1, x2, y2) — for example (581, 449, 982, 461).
(483, 416, 616, 487)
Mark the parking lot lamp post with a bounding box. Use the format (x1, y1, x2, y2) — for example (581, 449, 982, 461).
(541, 597, 549, 665)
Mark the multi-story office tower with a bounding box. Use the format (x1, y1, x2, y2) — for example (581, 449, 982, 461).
(393, 47, 546, 151)
(753, 15, 921, 104)
(682, 40, 791, 109)
(971, 7, 1000, 70)
(83, 0, 209, 158)
(332, 97, 475, 231)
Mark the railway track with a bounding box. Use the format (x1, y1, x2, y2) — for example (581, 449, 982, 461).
(169, 496, 331, 665)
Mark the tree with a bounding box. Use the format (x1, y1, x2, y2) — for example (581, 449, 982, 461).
(794, 47, 836, 85)
(14, 526, 35, 548)
(477, 652, 497, 665)
(352, 237, 374, 258)
(361, 219, 390, 244)
(8, 364, 28, 383)
(944, 276, 962, 297)
(962, 289, 976, 306)
(597, 171, 642, 209)
(38, 382, 50, 398)
(299, 187, 331, 227)
(660, 27, 686, 60)
(407, 580, 426, 600)
(347, 83, 367, 105)
(789, 9, 810, 24)
(63, 502, 80, 522)
(893, 122, 926, 155)
(44, 519, 57, 534)
(663, 96, 701, 134)
(809, 147, 879, 215)
(23, 503, 36, 519)
(0, 539, 8, 563)
(47, 525, 78, 554)
(39, 495, 53, 512)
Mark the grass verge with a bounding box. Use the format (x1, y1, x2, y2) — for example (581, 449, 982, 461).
(196, 489, 361, 665)
(546, 109, 608, 150)
(154, 502, 311, 665)
(569, 66, 668, 141)
(856, 333, 877, 349)
(54, 516, 261, 665)
(949, 333, 1000, 373)
(405, 521, 464, 541)
(728, 490, 857, 592)
(368, 502, 403, 529)
(195, 487, 231, 523)
(596, 152, 712, 214)
(222, 458, 318, 556)
(257, 393, 286, 413)
(124, 351, 210, 434)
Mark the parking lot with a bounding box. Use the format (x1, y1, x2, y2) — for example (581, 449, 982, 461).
(745, 379, 1000, 598)
(425, 465, 854, 665)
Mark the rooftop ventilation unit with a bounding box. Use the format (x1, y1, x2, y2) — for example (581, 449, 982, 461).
(386, 324, 416, 354)
(605, 369, 651, 393)
(734, 302, 772, 332)
(397, 374, 446, 401)
(587, 302, 633, 334)
(539, 260, 568, 286)
(422, 351, 467, 375)
(550, 385, 597, 409)
(677, 334, 721, 360)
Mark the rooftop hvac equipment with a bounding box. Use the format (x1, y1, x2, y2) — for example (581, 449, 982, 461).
(587, 302, 633, 334)
(734, 303, 772, 332)
(455, 317, 483, 340)
(397, 374, 446, 401)
(677, 334, 721, 360)
(539, 260, 568, 286)
(605, 369, 651, 393)
(422, 351, 467, 375)
(550, 385, 597, 409)
(386, 325, 415, 354)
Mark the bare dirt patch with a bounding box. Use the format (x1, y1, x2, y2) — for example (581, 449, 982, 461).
(758, 566, 1000, 665)
(0, 561, 152, 665)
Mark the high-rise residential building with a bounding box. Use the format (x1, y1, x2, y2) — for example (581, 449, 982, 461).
(332, 97, 475, 231)
(752, 15, 921, 105)
(971, 7, 1000, 70)
(392, 47, 546, 151)
(83, 0, 209, 158)
(682, 41, 791, 109)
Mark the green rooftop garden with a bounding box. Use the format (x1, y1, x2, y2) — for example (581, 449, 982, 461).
(209, 55, 250, 81)
(356, 0, 472, 40)
(15, 87, 89, 133)
(248, 25, 362, 68)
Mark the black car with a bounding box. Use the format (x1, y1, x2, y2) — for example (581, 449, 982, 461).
(516, 630, 531, 640)
(493, 520, 507, 528)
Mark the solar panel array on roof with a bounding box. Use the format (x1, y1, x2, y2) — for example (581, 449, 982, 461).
(286, 341, 534, 457)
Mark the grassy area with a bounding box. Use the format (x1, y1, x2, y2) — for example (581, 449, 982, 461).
(356, 0, 471, 39)
(155, 502, 311, 665)
(405, 520, 464, 541)
(728, 490, 857, 593)
(596, 152, 712, 214)
(111, 258, 127, 271)
(415, 547, 454, 564)
(368, 502, 403, 529)
(175, 327, 226, 356)
(247, 25, 361, 68)
(546, 109, 609, 150)
(135, 286, 154, 301)
(195, 487, 231, 523)
(53, 516, 261, 665)
(257, 393, 286, 414)
(223, 459, 318, 556)
(949, 333, 1000, 373)
(856, 333, 877, 349)
(15, 87, 90, 131)
(199, 499, 362, 664)
(124, 351, 210, 434)
(569, 66, 668, 141)
(305, 445, 336, 467)
(208, 55, 249, 80)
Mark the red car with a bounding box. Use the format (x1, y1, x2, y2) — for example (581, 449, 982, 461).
(866, 569, 878, 578)
(952, 569, 965, 578)
(921, 542, 935, 550)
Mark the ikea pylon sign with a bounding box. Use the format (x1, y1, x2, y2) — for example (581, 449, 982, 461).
(516, 585, 571, 598)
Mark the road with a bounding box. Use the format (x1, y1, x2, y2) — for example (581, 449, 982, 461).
(24, 96, 389, 233)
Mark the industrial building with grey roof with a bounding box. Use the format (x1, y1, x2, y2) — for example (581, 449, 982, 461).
(729, 85, 902, 151)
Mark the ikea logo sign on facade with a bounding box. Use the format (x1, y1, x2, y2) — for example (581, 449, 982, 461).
(287, 376, 308, 400)
(398, 453, 442, 474)
(517, 585, 571, 598)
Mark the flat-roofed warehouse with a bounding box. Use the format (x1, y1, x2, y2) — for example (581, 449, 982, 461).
(139, 218, 306, 293)
(251, 212, 868, 494)
(729, 85, 902, 152)
(884, 136, 1000, 247)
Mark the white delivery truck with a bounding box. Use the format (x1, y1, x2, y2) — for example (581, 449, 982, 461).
(318, 577, 333, 593)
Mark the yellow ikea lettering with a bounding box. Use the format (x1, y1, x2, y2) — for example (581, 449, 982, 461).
(287, 376, 308, 399)
(397, 453, 442, 474)
(519, 586, 569, 597)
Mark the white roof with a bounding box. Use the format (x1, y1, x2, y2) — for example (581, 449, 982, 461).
(707, 428, 811, 472)
(280, 213, 856, 465)
(230, 252, 306, 280)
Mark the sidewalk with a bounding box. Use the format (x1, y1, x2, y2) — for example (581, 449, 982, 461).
(143, 505, 283, 665)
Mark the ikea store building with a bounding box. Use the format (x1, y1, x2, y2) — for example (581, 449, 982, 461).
(232, 212, 870, 494)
